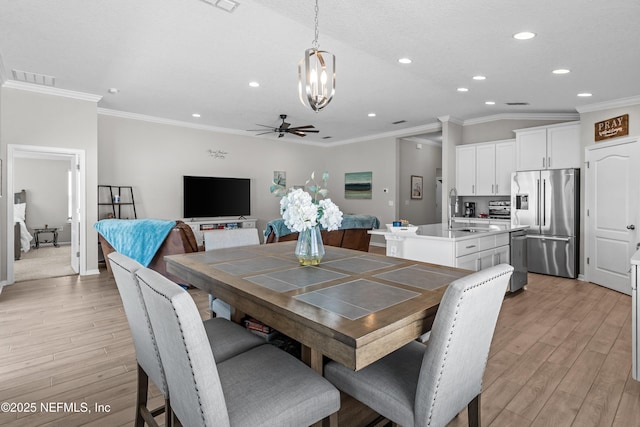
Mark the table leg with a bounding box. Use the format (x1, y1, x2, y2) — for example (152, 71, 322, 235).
(35, 232, 40, 249)
(53, 230, 59, 247)
(301, 344, 324, 374)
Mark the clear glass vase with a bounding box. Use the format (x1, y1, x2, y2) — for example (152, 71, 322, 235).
(295, 225, 325, 266)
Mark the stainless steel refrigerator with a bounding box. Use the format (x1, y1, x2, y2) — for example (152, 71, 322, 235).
(511, 168, 579, 278)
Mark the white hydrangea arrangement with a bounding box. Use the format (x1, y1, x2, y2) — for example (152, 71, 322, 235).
(271, 171, 343, 232)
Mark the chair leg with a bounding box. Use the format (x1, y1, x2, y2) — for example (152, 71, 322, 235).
(468, 393, 481, 427)
(137, 363, 167, 427)
(136, 364, 149, 427)
(164, 398, 172, 427)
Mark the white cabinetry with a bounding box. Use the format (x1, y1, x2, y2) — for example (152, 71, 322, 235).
(184, 218, 257, 247)
(456, 140, 514, 196)
(454, 233, 510, 271)
(456, 145, 477, 195)
(515, 122, 580, 171)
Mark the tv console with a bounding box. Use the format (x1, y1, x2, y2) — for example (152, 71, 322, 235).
(184, 218, 257, 247)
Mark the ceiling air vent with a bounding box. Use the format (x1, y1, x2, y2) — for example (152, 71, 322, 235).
(12, 69, 56, 86)
(198, 0, 239, 12)
(392, 120, 407, 125)
(505, 102, 530, 106)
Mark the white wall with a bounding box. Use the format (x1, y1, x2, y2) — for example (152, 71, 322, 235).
(98, 114, 328, 239)
(319, 137, 398, 245)
(0, 87, 99, 281)
(398, 139, 442, 225)
(14, 158, 71, 243)
(461, 119, 570, 144)
(577, 102, 640, 276)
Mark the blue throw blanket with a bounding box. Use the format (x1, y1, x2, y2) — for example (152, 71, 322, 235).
(94, 219, 176, 267)
(264, 214, 380, 239)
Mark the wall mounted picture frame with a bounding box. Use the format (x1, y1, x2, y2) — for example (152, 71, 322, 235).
(345, 171, 372, 199)
(411, 175, 423, 199)
(273, 170, 286, 187)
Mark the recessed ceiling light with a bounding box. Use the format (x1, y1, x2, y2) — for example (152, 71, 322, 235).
(552, 69, 571, 74)
(108, 88, 119, 94)
(485, 101, 496, 105)
(248, 81, 260, 88)
(513, 31, 536, 40)
(473, 75, 486, 81)
(368, 113, 376, 117)
(398, 58, 412, 64)
(457, 87, 469, 92)
(192, 113, 201, 118)
(577, 92, 592, 97)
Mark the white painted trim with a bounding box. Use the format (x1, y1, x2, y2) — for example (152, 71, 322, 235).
(0, 52, 7, 85)
(401, 136, 442, 147)
(327, 122, 444, 147)
(97, 108, 328, 147)
(7, 144, 87, 284)
(2, 80, 102, 102)
(463, 112, 579, 126)
(438, 115, 464, 125)
(576, 95, 640, 113)
(585, 134, 640, 151)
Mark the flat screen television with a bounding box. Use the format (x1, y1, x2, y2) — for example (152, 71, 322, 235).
(183, 176, 251, 218)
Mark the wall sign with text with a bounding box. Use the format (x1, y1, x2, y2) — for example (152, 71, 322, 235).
(595, 114, 629, 142)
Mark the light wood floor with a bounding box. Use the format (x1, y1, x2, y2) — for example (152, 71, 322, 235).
(0, 263, 638, 426)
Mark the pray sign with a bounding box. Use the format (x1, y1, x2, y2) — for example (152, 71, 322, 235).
(595, 114, 629, 141)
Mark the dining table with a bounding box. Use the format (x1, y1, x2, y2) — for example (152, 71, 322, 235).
(164, 241, 470, 373)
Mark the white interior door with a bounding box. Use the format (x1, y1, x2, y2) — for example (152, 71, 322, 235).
(70, 155, 80, 273)
(586, 138, 640, 295)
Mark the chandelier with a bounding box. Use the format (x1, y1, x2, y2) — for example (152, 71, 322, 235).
(298, 0, 335, 112)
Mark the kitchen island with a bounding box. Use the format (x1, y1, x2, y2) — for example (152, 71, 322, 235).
(370, 222, 528, 272)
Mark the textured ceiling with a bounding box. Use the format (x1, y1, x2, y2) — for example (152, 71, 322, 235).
(0, 0, 638, 144)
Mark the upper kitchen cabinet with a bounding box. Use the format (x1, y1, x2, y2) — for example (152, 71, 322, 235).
(456, 139, 515, 196)
(456, 140, 515, 196)
(515, 122, 580, 171)
(456, 145, 477, 195)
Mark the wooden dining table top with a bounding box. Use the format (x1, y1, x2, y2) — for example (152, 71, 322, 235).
(165, 241, 469, 371)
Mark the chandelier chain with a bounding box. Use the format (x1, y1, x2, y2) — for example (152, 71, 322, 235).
(312, 0, 319, 49)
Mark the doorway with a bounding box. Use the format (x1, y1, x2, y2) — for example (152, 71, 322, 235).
(7, 144, 85, 284)
(585, 137, 640, 295)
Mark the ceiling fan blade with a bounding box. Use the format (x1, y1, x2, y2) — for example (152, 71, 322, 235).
(290, 131, 307, 137)
(289, 125, 316, 130)
(247, 128, 275, 132)
(297, 129, 319, 133)
(281, 122, 291, 130)
(255, 131, 275, 136)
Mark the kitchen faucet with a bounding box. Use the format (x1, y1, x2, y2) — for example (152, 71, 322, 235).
(448, 187, 458, 229)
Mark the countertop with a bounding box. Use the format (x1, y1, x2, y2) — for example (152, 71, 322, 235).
(369, 222, 528, 242)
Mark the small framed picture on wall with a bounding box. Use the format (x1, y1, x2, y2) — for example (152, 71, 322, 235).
(411, 175, 423, 199)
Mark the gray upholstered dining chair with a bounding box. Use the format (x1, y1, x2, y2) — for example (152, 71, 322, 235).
(136, 266, 341, 427)
(108, 252, 263, 427)
(204, 228, 261, 319)
(324, 264, 514, 427)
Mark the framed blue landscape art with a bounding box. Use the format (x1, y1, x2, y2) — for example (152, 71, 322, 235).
(345, 171, 372, 199)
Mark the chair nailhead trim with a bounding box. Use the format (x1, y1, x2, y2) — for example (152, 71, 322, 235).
(425, 268, 511, 426)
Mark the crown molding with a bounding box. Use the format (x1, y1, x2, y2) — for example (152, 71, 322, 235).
(98, 108, 248, 135)
(463, 112, 579, 126)
(326, 122, 443, 147)
(97, 108, 328, 146)
(438, 115, 464, 125)
(2, 80, 103, 102)
(575, 95, 640, 113)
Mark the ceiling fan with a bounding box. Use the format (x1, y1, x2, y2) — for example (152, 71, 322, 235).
(248, 114, 319, 138)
